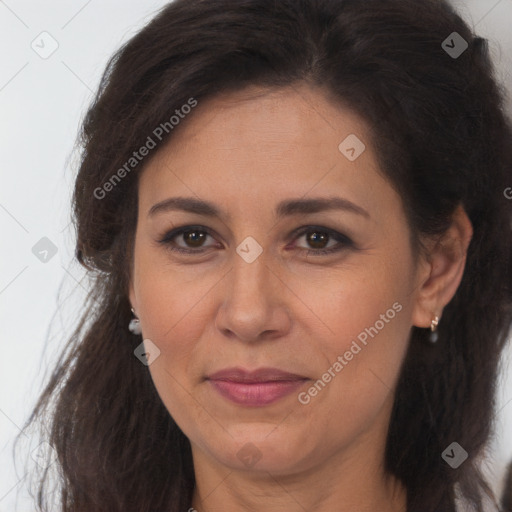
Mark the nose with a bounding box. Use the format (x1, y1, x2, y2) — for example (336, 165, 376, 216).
(214, 250, 292, 343)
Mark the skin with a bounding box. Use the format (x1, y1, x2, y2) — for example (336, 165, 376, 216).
(128, 83, 473, 512)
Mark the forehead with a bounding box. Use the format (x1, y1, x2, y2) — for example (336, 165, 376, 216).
(137, 83, 398, 224)
(156, 83, 370, 159)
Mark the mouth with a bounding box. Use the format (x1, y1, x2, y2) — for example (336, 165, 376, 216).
(206, 367, 309, 406)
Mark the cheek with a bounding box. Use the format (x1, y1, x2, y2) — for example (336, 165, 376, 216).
(301, 259, 413, 424)
(134, 241, 220, 341)
(296, 246, 411, 349)
(133, 259, 218, 425)
(132, 248, 228, 399)
(323, 279, 407, 354)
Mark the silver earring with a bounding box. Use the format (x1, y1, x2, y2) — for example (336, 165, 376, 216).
(429, 315, 439, 343)
(128, 307, 142, 335)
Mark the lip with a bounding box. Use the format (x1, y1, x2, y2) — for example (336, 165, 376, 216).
(206, 367, 309, 406)
(207, 367, 307, 382)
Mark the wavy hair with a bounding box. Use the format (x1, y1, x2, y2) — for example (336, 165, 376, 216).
(17, 0, 512, 511)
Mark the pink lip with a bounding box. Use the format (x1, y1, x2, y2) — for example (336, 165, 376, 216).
(206, 367, 309, 406)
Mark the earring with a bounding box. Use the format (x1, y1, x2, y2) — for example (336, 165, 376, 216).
(128, 307, 142, 335)
(429, 315, 439, 343)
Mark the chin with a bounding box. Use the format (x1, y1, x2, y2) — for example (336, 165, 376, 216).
(208, 426, 316, 473)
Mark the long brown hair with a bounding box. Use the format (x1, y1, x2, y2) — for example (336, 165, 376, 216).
(17, 0, 512, 510)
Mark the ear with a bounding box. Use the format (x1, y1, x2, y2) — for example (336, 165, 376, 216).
(411, 204, 473, 329)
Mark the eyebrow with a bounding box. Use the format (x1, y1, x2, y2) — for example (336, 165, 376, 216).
(148, 196, 370, 220)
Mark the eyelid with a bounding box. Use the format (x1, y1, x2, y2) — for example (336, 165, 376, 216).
(158, 224, 354, 256)
(158, 225, 219, 251)
(289, 225, 353, 246)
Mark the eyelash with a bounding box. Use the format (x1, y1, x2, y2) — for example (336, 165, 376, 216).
(157, 225, 354, 257)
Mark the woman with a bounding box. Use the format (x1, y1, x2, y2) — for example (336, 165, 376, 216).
(19, 0, 512, 511)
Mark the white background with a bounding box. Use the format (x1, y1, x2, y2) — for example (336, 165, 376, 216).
(1, 1, 511, 510)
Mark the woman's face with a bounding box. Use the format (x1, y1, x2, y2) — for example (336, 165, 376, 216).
(129, 84, 430, 477)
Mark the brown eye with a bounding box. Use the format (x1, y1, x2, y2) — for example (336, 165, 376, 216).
(181, 230, 207, 247)
(305, 231, 330, 249)
(293, 226, 354, 256)
(159, 226, 218, 254)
